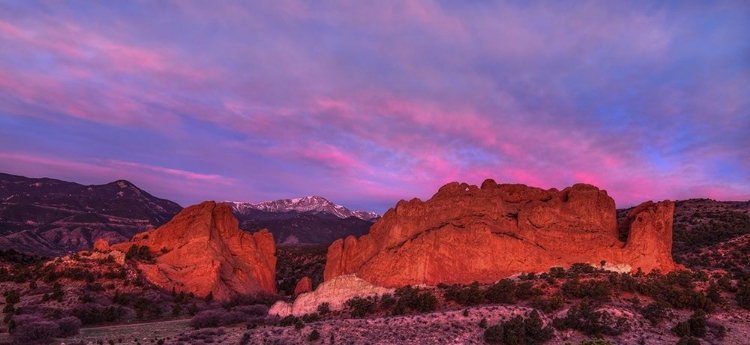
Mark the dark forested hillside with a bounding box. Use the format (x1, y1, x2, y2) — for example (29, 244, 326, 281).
(0, 173, 182, 255)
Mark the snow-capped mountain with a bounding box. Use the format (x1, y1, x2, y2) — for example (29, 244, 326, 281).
(224, 196, 380, 221)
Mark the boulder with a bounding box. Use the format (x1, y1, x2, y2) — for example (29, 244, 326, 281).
(93, 238, 110, 252)
(269, 275, 393, 317)
(294, 276, 313, 295)
(324, 180, 677, 288)
(112, 201, 276, 301)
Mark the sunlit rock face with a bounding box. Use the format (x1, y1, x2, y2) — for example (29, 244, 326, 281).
(294, 276, 313, 296)
(325, 180, 677, 288)
(112, 201, 277, 301)
(93, 238, 110, 252)
(269, 275, 394, 317)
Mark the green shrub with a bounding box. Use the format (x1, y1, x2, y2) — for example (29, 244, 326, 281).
(391, 286, 437, 314)
(548, 267, 566, 278)
(640, 301, 669, 326)
(672, 321, 691, 337)
(316, 302, 330, 315)
(307, 329, 320, 341)
(671, 310, 707, 338)
(294, 318, 305, 330)
(345, 296, 376, 318)
(483, 310, 553, 345)
(561, 278, 612, 301)
(530, 293, 564, 314)
(483, 324, 504, 344)
(301, 313, 319, 323)
(568, 263, 597, 276)
(380, 293, 396, 310)
(125, 244, 153, 261)
(279, 315, 298, 327)
(688, 310, 706, 337)
(553, 300, 625, 337)
(485, 279, 516, 304)
(515, 281, 542, 300)
(443, 282, 483, 306)
(4, 290, 20, 304)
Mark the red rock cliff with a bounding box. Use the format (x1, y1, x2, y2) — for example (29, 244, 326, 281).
(324, 180, 676, 287)
(112, 201, 276, 301)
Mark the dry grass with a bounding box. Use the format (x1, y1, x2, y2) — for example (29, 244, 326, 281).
(64, 319, 191, 344)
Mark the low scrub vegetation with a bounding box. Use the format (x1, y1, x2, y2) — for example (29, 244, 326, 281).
(8, 314, 81, 343)
(483, 310, 553, 344)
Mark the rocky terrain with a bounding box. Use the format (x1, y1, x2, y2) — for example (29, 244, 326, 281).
(109, 201, 277, 301)
(326, 180, 677, 287)
(0, 173, 182, 256)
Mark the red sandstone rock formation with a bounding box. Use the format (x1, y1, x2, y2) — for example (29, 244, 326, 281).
(324, 180, 676, 288)
(112, 201, 276, 301)
(294, 276, 313, 295)
(93, 238, 110, 252)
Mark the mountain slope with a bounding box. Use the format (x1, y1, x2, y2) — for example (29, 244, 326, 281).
(238, 213, 373, 246)
(224, 196, 378, 246)
(0, 173, 182, 255)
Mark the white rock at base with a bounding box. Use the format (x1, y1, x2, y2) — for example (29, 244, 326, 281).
(269, 275, 394, 317)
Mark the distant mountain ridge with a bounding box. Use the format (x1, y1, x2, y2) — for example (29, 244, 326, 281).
(0, 173, 380, 254)
(0, 173, 183, 255)
(225, 196, 380, 221)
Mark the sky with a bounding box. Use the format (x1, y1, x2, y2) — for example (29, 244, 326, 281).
(0, 1, 748, 214)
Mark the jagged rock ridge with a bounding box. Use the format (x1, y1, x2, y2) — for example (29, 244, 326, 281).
(225, 196, 379, 221)
(111, 201, 276, 302)
(0, 173, 182, 255)
(325, 180, 677, 288)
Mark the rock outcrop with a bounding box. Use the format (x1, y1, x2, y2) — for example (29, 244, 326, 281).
(324, 180, 677, 288)
(112, 201, 276, 301)
(294, 276, 313, 296)
(93, 238, 110, 252)
(269, 275, 394, 317)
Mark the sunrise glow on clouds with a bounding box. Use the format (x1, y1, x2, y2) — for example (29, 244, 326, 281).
(0, 1, 748, 213)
